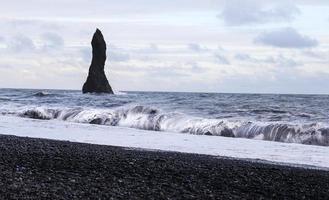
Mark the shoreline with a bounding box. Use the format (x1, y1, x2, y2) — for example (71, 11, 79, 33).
(2, 115, 329, 169)
(127, 146, 329, 172)
(1, 134, 329, 199)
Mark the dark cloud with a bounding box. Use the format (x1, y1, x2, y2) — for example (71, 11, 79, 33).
(219, 0, 300, 26)
(254, 27, 318, 48)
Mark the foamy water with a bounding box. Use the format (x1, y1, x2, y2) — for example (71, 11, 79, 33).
(1, 115, 329, 169)
(1, 88, 329, 146)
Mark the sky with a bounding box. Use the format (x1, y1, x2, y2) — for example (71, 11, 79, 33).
(0, 0, 328, 94)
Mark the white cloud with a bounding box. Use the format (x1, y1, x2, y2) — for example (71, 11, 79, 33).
(0, 32, 66, 55)
(187, 43, 208, 52)
(148, 44, 159, 52)
(79, 47, 92, 63)
(41, 32, 64, 50)
(189, 62, 204, 73)
(302, 50, 327, 60)
(219, 0, 300, 26)
(254, 27, 318, 48)
(147, 66, 189, 78)
(214, 54, 230, 65)
(234, 53, 252, 61)
(79, 46, 130, 63)
(0, 0, 328, 93)
(233, 52, 301, 68)
(0, 36, 5, 48)
(264, 55, 301, 68)
(108, 50, 130, 62)
(133, 43, 160, 54)
(6, 35, 36, 53)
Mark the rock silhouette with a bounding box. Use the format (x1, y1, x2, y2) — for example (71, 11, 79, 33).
(82, 29, 113, 94)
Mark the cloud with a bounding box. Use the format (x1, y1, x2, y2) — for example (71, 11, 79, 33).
(219, 0, 300, 26)
(134, 43, 159, 54)
(41, 32, 64, 50)
(1, 32, 65, 54)
(187, 43, 208, 52)
(7, 35, 36, 52)
(108, 50, 130, 62)
(0, 1, 328, 93)
(234, 53, 252, 61)
(0, 37, 5, 48)
(80, 45, 130, 63)
(148, 43, 159, 52)
(254, 27, 318, 48)
(264, 54, 301, 68)
(80, 47, 92, 63)
(302, 50, 327, 60)
(147, 66, 189, 78)
(214, 54, 230, 65)
(233, 52, 301, 68)
(185, 62, 204, 73)
(80, 47, 130, 62)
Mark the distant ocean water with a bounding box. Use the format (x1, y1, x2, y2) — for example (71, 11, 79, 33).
(1, 88, 329, 146)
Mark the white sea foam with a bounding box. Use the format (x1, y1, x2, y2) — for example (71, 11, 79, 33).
(1, 115, 329, 169)
(114, 91, 128, 95)
(9, 105, 329, 146)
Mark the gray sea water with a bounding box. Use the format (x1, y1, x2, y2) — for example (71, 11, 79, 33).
(1, 88, 329, 146)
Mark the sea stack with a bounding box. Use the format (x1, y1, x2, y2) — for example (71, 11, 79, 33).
(82, 29, 113, 94)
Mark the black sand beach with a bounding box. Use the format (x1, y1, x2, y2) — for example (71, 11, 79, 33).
(0, 135, 329, 199)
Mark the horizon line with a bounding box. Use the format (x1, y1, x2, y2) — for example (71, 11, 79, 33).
(1, 87, 329, 96)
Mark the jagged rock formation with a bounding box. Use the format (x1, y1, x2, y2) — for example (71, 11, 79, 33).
(82, 29, 113, 94)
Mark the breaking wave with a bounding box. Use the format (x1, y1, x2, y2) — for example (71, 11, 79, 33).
(32, 91, 51, 97)
(12, 105, 329, 146)
(30, 91, 62, 98)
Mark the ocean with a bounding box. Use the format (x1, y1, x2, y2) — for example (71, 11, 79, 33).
(1, 88, 329, 147)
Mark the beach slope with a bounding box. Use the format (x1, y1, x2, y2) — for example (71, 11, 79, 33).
(0, 135, 329, 199)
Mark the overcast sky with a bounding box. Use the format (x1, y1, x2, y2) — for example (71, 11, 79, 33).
(0, 0, 328, 94)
